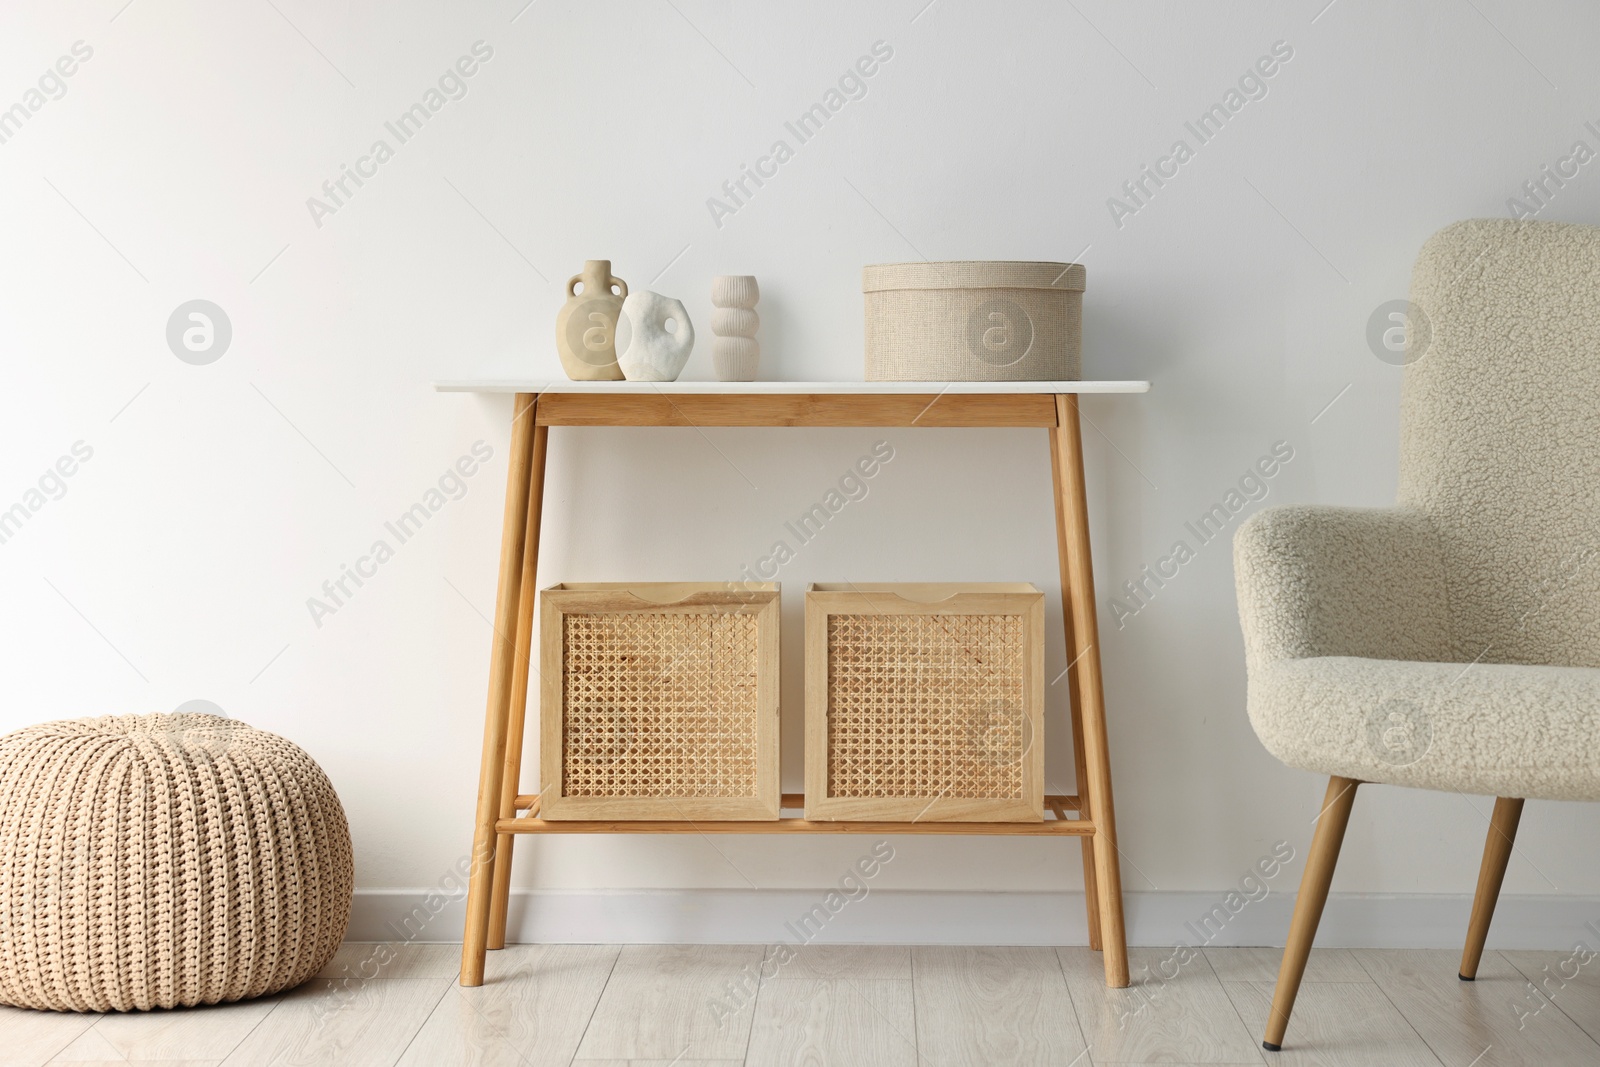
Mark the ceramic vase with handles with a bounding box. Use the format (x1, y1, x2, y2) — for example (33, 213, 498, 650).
(617, 291, 695, 382)
(554, 260, 628, 380)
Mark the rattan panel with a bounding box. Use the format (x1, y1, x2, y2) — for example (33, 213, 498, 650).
(826, 613, 1027, 799)
(562, 611, 759, 798)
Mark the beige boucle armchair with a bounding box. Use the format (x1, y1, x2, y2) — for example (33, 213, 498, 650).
(1234, 218, 1600, 1051)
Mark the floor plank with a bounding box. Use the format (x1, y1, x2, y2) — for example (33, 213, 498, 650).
(912, 946, 1088, 1066)
(1204, 947, 1370, 984)
(572, 945, 763, 1061)
(1501, 948, 1600, 1045)
(760, 944, 912, 981)
(52, 1025, 223, 1064)
(45, 1030, 126, 1063)
(1058, 946, 1262, 1064)
(745, 978, 915, 1067)
(218, 978, 449, 1067)
(396, 945, 617, 1067)
(85, 995, 276, 1061)
(1224, 980, 1442, 1065)
(0, 1005, 99, 1067)
(317, 942, 462, 982)
(1356, 949, 1600, 1067)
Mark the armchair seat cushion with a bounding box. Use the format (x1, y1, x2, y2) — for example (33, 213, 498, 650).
(1250, 656, 1600, 801)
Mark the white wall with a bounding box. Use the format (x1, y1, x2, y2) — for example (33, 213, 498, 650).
(3, 0, 1598, 946)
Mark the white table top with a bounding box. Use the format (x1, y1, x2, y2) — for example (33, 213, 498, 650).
(433, 380, 1150, 395)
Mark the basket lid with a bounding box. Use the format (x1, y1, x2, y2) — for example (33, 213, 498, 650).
(862, 260, 1085, 293)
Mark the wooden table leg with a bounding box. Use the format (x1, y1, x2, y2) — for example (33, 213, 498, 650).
(1051, 394, 1128, 987)
(487, 420, 550, 950)
(461, 392, 540, 987)
(1049, 420, 1102, 952)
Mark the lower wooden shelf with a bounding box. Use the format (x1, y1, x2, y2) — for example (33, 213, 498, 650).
(499, 793, 1090, 835)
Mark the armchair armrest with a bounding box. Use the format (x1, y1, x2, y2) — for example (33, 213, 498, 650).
(1234, 505, 1452, 665)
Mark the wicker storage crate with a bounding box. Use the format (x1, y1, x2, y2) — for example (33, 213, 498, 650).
(804, 583, 1045, 822)
(540, 583, 780, 820)
(863, 261, 1084, 382)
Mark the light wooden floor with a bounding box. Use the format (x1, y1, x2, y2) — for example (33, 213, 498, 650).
(4, 943, 1598, 1066)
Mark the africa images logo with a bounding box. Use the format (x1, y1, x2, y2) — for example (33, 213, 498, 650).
(1366, 299, 1432, 367)
(563, 289, 624, 368)
(166, 300, 233, 365)
(1366, 698, 1432, 767)
(965, 299, 1034, 367)
(967, 696, 1031, 770)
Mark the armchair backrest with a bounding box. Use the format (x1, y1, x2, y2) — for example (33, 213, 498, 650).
(1399, 218, 1600, 668)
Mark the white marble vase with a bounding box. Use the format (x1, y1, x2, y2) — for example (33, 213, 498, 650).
(617, 291, 695, 382)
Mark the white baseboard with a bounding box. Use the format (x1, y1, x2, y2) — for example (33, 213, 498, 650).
(347, 888, 1600, 951)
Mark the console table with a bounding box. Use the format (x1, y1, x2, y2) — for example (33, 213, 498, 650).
(434, 380, 1149, 988)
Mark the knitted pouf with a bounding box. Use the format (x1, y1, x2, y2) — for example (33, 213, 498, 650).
(0, 714, 352, 1011)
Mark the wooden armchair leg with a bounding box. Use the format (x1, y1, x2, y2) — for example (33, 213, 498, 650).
(1264, 776, 1359, 1052)
(1460, 796, 1524, 981)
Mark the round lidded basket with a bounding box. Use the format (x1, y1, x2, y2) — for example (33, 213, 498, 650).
(862, 260, 1084, 381)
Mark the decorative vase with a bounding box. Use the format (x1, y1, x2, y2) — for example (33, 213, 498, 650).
(618, 291, 695, 382)
(710, 275, 760, 381)
(554, 260, 628, 381)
